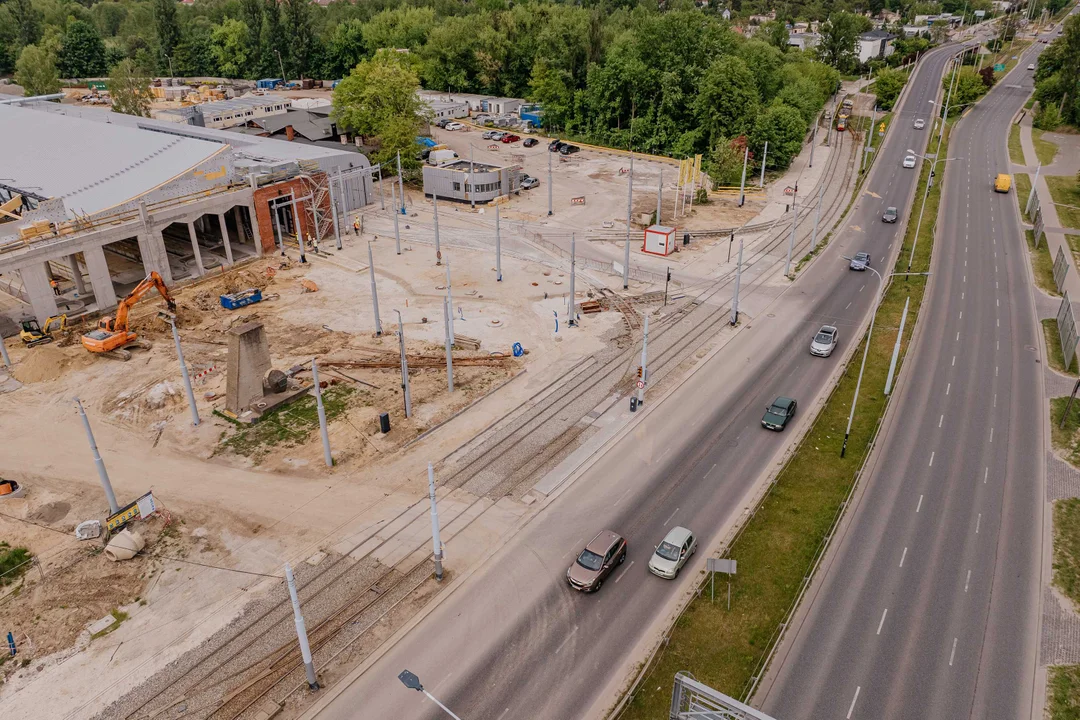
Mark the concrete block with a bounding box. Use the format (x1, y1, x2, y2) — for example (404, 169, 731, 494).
(137, 231, 173, 284)
(225, 321, 271, 414)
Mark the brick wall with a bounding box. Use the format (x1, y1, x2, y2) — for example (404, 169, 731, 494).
(252, 174, 333, 255)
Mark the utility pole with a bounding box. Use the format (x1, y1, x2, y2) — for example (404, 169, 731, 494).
(433, 193, 442, 265)
(884, 296, 910, 395)
(809, 120, 819, 169)
(311, 359, 333, 467)
(841, 265, 883, 457)
(443, 298, 454, 392)
(445, 259, 454, 344)
(284, 564, 320, 690)
(547, 150, 553, 217)
(392, 181, 401, 255)
(624, 155, 633, 289)
(428, 463, 444, 581)
(329, 168, 342, 251)
(75, 397, 118, 514)
(395, 310, 412, 418)
(738, 145, 749, 207)
(163, 314, 199, 426)
(495, 204, 502, 281)
(811, 160, 826, 251)
(368, 242, 382, 336)
(785, 189, 797, 276)
(731, 239, 744, 326)
(862, 105, 877, 173)
(760, 141, 768, 188)
(656, 169, 662, 225)
(636, 313, 649, 408)
(397, 152, 405, 215)
(568, 234, 578, 326)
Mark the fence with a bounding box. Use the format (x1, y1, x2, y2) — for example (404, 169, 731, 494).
(528, 233, 674, 286)
(1058, 292, 1079, 371)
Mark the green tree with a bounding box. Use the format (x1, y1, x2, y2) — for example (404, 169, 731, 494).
(281, 0, 314, 77)
(362, 6, 437, 54)
(777, 76, 825, 123)
(15, 44, 60, 96)
(260, 0, 286, 78)
(708, 136, 749, 185)
(749, 103, 807, 170)
(152, 0, 180, 57)
(91, 3, 127, 39)
(528, 58, 574, 132)
(738, 39, 784, 102)
(326, 19, 367, 79)
(10, 0, 43, 47)
(762, 20, 790, 51)
(1034, 101, 1062, 130)
(695, 55, 761, 145)
(59, 20, 106, 78)
(239, 0, 264, 72)
(872, 66, 906, 109)
(333, 49, 428, 140)
(942, 67, 988, 115)
(817, 12, 863, 72)
(173, 21, 218, 77)
(108, 58, 153, 116)
(1058, 14, 1080, 123)
(210, 19, 250, 78)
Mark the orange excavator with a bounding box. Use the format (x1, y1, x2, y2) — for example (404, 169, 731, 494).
(81, 271, 177, 361)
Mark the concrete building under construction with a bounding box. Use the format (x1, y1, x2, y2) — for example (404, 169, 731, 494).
(0, 100, 377, 327)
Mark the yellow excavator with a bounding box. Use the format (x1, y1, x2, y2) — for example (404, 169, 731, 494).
(81, 271, 176, 361)
(19, 314, 67, 347)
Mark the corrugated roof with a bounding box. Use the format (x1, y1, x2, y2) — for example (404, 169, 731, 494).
(0, 104, 226, 217)
(198, 94, 290, 116)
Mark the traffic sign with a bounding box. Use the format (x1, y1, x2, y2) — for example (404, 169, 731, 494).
(994, 63, 1005, 71)
(636, 380, 645, 389)
(783, 186, 795, 196)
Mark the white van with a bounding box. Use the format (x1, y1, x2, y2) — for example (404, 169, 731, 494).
(427, 149, 459, 165)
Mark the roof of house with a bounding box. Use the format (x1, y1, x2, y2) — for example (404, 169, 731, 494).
(196, 94, 290, 116)
(246, 109, 335, 142)
(860, 29, 898, 40)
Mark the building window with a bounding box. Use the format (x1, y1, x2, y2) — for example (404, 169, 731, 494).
(453, 182, 461, 191)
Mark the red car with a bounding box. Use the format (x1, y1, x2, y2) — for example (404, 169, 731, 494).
(501, 134, 521, 143)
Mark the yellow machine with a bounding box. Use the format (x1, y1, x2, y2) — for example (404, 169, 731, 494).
(994, 173, 1012, 193)
(19, 314, 67, 347)
(81, 272, 176, 361)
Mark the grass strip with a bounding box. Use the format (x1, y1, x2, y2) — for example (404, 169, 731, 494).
(1051, 398, 1080, 467)
(618, 123, 949, 720)
(219, 385, 357, 461)
(0, 541, 31, 587)
(1016, 172, 1033, 223)
(1028, 229, 1062, 296)
(1048, 664, 1080, 719)
(1056, 498, 1080, 608)
(1047, 176, 1080, 230)
(1044, 319, 1079, 375)
(1033, 128, 1060, 166)
(1009, 124, 1026, 165)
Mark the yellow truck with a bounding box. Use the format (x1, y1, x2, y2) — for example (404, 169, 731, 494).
(994, 173, 1011, 193)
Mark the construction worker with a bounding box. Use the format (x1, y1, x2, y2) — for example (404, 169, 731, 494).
(352, 217, 360, 236)
(309, 233, 319, 254)
(50, 279, 60, 296)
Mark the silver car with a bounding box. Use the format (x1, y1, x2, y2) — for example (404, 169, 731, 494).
(810, 325, 838, 357)
(648, 526, 696, 579)
(902, 154, 917, 168)
(913, 118, 926, 130)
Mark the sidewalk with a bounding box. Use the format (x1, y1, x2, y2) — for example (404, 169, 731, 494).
(1020, 121, 1080, 297)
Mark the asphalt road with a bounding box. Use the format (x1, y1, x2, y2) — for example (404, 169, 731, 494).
(305, 47, 957, 720)
(761, 39, 1048, 720)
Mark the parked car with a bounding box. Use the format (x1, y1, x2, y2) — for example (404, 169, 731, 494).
(903, 154, 917, 168)
(913, 118, 926, 130)
(648, 527, 697, 579)
(849, 252, 871, 270)
(566, 531, 627, 592)
(549, 139, 565, 152)
(501, 134, 521, 143)
(482, 130, 498, 139)
(559, 144, 580, 155)
(523, 138, 539, 148)
(882, 206, 898, 223)
(435, 118, 450, 128)
(810, 325, 838, 358)
(762, 397, 797, 431)
(521, 176, 540, 189)
(1028, 63, 1036, 70)
(490, 131, 506, 141)
(445, 122, 464, 131)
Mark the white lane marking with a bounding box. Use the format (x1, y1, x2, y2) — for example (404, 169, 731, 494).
(917, 494, 925, 512)
(663, 508, 680, 526)
(554, 626, 579, 655)
(847, 687, 862, 719)
(997, 318, 1000, 328)
(877, 608, 888, 635)
(976, 513, 982, 534)
(613, 487, 633, 506)
(984, 467, 989, 484)
(939, 415, 944, 428)
(497, 709, 511, 720)
(994, 394, 997, 408)
(959, 311, 963, 319)
(929, 452, 935, 467)
(962, 292, 965, 300)
(563, 538, 585, 559)
(965, 569, 972, 592)
(953, 355, 956, 366)
(956, 331, 960, 342)
(996, 366, 999, 377)
(990, 427, 994, 443)
(900, 547, 908, 567)
(846, 301, 852, 309)
(965, 259, 967, 267)
(946, 383, 951, 395)
(615, 561, 635, 583)
(705, 463, 717, 478)
(950, 637, 958, 666)
(964, 275, 966, 282)
(861, 284, 866, 292)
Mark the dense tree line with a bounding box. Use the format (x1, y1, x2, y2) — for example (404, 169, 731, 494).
(1033, 13, 1080, 130)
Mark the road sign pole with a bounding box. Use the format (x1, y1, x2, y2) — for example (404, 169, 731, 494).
(637, 313, 649, 407)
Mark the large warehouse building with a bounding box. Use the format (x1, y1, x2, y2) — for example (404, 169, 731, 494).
(0, 100, 377, 326)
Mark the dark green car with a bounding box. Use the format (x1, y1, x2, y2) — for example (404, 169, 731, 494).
(762, 396, 797, 431)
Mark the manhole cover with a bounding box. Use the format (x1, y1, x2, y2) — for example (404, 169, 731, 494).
(767, 313, 776, 318)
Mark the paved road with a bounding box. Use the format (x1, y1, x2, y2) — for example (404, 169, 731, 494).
(761, 38, 1049, 720)
(304, 47, 957, 720)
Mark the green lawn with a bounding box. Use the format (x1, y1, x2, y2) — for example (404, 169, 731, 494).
(1033, 128, 1061, 166)
(1055, 498, 1080, 608)
(1045, 319, 1079, 375)
(219, 385, 357, 462)
(1009, 124, 1026, 165)
(619, 123, 948, 719)
(1048, 665, 1080, 720)
(1047, 176, 1080, 230)
(1051, 398, 1080, 467)
(1016, 172, 1033, 223)
(1028, 229, 1062, 296)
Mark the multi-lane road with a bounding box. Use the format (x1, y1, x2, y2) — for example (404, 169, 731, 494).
(762, 40, 1047, 720)
(304, 47, 958, 720)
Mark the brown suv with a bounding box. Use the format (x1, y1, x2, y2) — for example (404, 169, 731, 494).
(566, 530, 627, 592)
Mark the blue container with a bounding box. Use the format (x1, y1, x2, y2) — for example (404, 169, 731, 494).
(220, 288, 263, 310)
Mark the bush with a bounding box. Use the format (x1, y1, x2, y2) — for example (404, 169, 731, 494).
(1036, 103, 1063, 130)
(0, 542, 32, 587)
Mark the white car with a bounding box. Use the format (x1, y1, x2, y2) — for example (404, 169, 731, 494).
(648, 526, 697, 579)
(490, 131, 506, 141)
(810, 325, 838, 357)
(903, 154, 917, 168)
(445, 122, 463, 131)
(1028, 63, 1036, 70)
(913, 118, 926, 130)
(482, 130, 498, 139)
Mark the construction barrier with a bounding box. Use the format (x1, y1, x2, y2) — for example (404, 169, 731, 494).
(571, 196, 586, 205)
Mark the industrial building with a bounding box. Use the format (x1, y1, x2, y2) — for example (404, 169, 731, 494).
(0, 100, 376, 327)
(157, 94, 292, 129)
(422, 160, 521, 204)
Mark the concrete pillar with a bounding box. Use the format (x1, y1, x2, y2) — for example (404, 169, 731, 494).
(84, 245, 118, 311)
(186, 221, 205, 277)
(137, 231, 173, 284)
(67, 254, 87, 296)
(19, 263, 59, 324)
(248, 203, 263, 257)
(218, 213, 234, 265)
(233, 206, 246, 242)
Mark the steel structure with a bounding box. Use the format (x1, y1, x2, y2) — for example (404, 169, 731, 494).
(669, 673, 777, 720)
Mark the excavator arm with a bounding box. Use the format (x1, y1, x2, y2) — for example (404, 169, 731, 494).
(113, 271, 176, 331)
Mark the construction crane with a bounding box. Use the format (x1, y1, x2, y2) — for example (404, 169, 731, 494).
(19, 314, 67, 347)
(81, 271, 176, 361)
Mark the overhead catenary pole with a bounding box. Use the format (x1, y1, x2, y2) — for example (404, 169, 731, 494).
(445, 259, 455, 344)
(495, 204, 502, 281)
(656, 168, 663, 225)
(0, 337, 10, 368)
(636, 313, 649, 407)
(841, 265, 883, 457)
(738, 145, 749, 207)
(811, 157, 827, 250)
(469, 144, 475, 209)
(165, 315, 200, 426)
(731, 238, 744, 325)
(311, 359, 333, 467)
(284, 563, 320, 690)
(397, 151, 405, 215)
(428, 463, 444, 581)
(569, 233, 577, 326)
(785, 190, 797, 276)
(392, 180, 401, 255)
(884, 296, 911, 395)
(443, 298, 454, 392)
(547, 149, 553, 216)
(760, 141, 768, 187)
(433, 193, 442, 265)
(75, 397, 119, 514)
(862, 104, 877, 173)
(368, 242, 382, 336)
(624, 155, 634, 289)
(330, 168, 342, 250)
(395, 309, 412, 418)
(809, 119, 819, 169)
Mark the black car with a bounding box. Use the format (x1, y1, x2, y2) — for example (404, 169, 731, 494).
(549, 139, 565, 152)
(762, 396, 797, 431)
(435, 118, 450, 128)
(523, 138, 539, 148)
(882, 206, 897, 223)
(559, 144, 580, 156)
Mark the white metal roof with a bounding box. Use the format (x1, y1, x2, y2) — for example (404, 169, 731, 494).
(0, 104, 226, 217)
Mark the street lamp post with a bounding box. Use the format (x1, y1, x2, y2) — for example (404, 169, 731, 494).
(398, 670, 463, 720)
(906, 148, 960, 272)
(840, 260, 884, 458)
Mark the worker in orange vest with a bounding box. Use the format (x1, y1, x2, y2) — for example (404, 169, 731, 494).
(50, 279, 60, 296)
(352, 217, 360, 236)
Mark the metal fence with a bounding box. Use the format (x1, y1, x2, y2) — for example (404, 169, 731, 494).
(1058, 291, 1079, 372)
(1054, 245, 1071, 293)
(529, 233, 673, 285)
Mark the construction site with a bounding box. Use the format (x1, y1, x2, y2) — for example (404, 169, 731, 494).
(0, 83, 873, 720)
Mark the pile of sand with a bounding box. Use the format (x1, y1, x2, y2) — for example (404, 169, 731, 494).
(11, 344, 94, 384)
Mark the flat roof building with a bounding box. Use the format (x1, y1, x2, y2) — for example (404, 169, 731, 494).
(422, 160, 521, 204)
